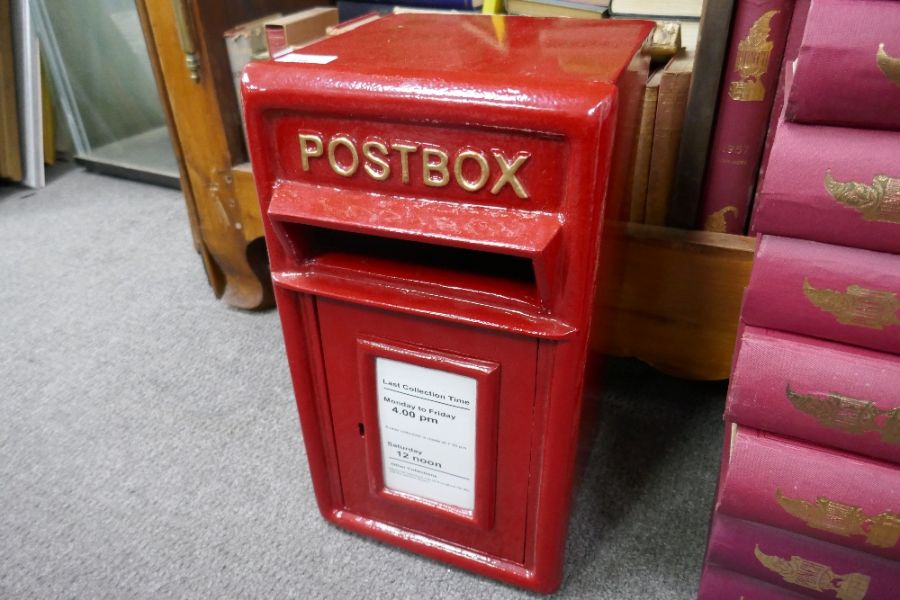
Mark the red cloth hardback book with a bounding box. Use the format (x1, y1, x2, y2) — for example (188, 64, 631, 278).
(751, 120, 900, 253)
(726, 325, 900, 465)
(699, 563, 809, 599)
(697, 0, 795, 233)
(707, 513, 900, 599)
(785, 0, 900, 131)
(754, 0, 810, 199)
(742, 236, 900, 356)
(717, 425, 900, 562)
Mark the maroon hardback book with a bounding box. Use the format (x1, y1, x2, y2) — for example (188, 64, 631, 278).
(742, 236, 900, 356)
(726, 325, 900, 465)
(707, 513, 900, 599)
(754, 0, 810, 198)
(717, 426, 900, 562)
(750, 120, 900, 254)
(786, 0, 900, 131)
(697, 0, 795, 233)
(699, 562, 809, 599)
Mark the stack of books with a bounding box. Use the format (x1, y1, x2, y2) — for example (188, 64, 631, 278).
(698, 0, 900, 596)
(626, 47, 693, 224)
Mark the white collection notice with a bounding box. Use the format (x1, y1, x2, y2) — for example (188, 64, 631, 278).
(375, 357, 477, 511)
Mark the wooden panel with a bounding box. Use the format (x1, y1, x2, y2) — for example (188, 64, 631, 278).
(232, 162, 265, 242)
(137, 0, 227, 298)
(0, 0, 22, 181)
(137, 0, 271, 309)
(598, 223, 756, 380)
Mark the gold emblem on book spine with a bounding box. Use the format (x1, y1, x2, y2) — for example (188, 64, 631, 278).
(785, 385, 900, 445)
(802, 278, 900, 330)
(754, 545, 871, 599)
(729, 10, 780, 102)
(876, 43, 900, 86)
(704, 205, 739, 232)
(824, 170, 900, 224)
(775, 489, 900, 548)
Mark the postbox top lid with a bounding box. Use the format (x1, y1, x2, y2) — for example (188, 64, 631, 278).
(269, 14, 654, 86)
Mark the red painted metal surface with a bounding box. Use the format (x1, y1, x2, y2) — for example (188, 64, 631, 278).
(243, 14, 653, 593)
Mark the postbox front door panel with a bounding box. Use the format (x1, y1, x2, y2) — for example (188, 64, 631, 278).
(316, 297, 538, 563)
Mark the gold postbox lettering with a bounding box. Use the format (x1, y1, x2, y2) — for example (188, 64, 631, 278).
(454, 150, 490, 192)
(362, 140, 391, 181)
(297, 132, 532, 199)
(422, 148, 450, 188)
(491, 151, 530, 199)
(391, 142, 418, 184)
(299, 134, 324, 171)
(328, 136, 359, 177)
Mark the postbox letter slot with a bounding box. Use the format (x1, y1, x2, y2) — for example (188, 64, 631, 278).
(277, 224, 542, 307)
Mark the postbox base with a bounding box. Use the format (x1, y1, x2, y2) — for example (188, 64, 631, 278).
(324, 509, 560, 593)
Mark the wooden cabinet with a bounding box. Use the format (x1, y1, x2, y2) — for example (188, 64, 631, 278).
(137, 2, 754, 379)
(136, 0, 319, 309)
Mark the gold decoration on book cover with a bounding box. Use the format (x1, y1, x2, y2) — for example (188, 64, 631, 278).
(824, 170, 900, 224)
(786, 384, 900, 445)
(876, 43, 900, 86)
(775, 489, 900, 548)
(729, 10, 780, 102)
(754, 545, 871, 599)
(704, 205, 738, 232)
(802, 278, 900, 330)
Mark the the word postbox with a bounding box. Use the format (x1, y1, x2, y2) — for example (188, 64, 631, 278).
(243, 15, 652, 593)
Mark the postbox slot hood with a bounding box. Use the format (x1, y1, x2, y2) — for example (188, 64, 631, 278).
(268, 180, 564, 297)
(266, 181, 574, 338)
(271, 263, 576, 339)
(267, 180, 562, 259)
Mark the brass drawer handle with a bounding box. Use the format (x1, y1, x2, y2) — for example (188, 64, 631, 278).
(171, 0, 200, 83)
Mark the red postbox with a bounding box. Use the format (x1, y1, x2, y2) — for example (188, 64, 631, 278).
(243, 14, 652, 593)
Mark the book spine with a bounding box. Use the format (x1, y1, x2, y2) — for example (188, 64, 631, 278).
(751, 120, 900, 255)
(785, 0, 900, 131)
(726, 325, 900, 465)
(696, 0, 794, 233)
(265, 25, 288, 57)
(741, 235, 900, 356)
(699, 563, 809, 599)
(707, 514, 900, 599)
(718, 426, 900, 562)
(752, 0, 809, 205)
(644, 61, 691, 225)
(628, 82, 657, 222)
(668, 0, 737, 228)
(607, 54, 650, 221)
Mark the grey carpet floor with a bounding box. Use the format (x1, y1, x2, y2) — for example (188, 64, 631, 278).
(0, 167, 725, 599)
